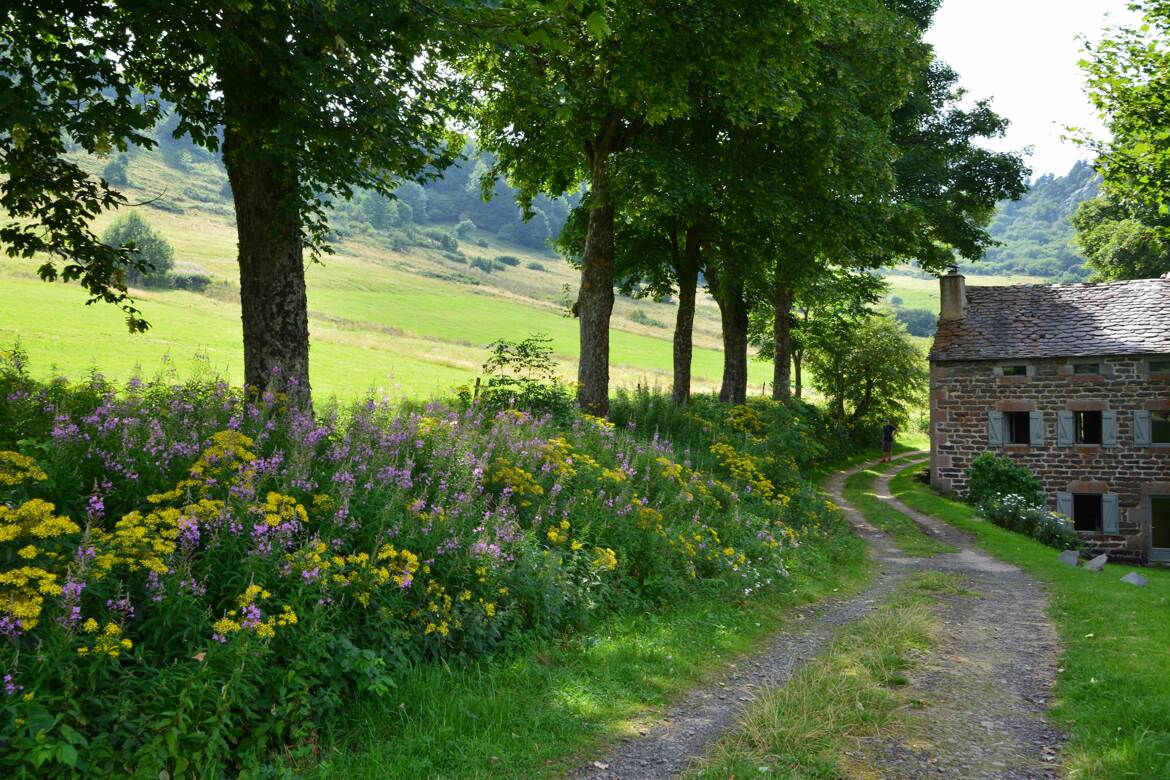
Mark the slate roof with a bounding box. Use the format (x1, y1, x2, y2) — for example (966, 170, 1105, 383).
(930, 277, 1170, 361)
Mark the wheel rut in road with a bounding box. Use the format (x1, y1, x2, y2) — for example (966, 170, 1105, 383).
(569, 454, 1065, 779)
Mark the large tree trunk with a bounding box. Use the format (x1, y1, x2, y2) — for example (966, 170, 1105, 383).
(772, 282, 793, 401)
(576, 153, 615, 416)
(221, 80, 311, 397)
(671, 225, 701, 405)
(710, 260, 748, 405)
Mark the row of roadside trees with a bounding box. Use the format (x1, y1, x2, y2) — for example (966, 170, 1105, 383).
(9, 0, 1151, 414)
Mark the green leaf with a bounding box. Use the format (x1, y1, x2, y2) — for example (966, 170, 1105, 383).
(584, 11, 611, 41)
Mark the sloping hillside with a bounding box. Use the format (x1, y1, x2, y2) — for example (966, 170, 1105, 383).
(1, 142, 766, 398)
(966, 160, 1099, 280)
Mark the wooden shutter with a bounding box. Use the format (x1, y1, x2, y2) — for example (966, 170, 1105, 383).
(1102, 493, 1120, 535)
(1056, 491, 1073, 518)
(1134, 410, 1152, 447)
(1029, 411, 1045, 446)
(987, 411, 1003, 447)
(1102, 411, 1118, 447)
(1057, 411, 1075, 446)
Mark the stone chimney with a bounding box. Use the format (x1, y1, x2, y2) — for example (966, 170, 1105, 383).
(939, 270, 967, 321)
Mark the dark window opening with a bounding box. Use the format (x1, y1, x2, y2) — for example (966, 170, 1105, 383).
(1075, 411, 1102, 444)
(1153, 496, 1170, 549)
(1073, 363, 1099, 374)
(1002, 365, 1027, 377)
(1005, 411, 1031, 445)
(1153, 411, 1170, 445)
(1150, 360, 1170, 373)
(1073, 494, 1103, 533)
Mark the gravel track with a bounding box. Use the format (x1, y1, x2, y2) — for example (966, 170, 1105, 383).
(567, 454, 1065, 779)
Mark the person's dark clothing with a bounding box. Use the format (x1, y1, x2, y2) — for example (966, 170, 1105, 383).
(882, 424, 895, 452)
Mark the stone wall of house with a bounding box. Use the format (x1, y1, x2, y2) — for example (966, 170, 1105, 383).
(930, 354, 1170, 562)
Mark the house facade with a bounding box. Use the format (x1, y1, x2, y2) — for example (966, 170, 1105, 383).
(928, 272, 1170, 564)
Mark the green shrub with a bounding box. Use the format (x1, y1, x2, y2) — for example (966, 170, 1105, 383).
(631, 309, 667, 329)
(980, 494, 1083, 551)
(101, 155, 129, 187)
(100, 212, 175, 287)
(526, 261, 546, 272)
(966, 452, 1043, 508)
(454, 218, 476, 239)
(470, 257, 495, 273)
(422, 227, 457, 252)
(494, 254, 521, 267)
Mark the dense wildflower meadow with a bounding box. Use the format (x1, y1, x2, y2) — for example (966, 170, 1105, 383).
(0, 349, 849, 777)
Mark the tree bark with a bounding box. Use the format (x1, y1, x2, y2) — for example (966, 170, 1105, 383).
(710, 259, 748, 405)
(576, 150, 616, 416)
(671, 225, 701, 405)
(221, 74, 311, 397)
(794, 308, 808, 399)
(772, 282, 793, 401)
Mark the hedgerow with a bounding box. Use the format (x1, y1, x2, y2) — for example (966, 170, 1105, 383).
(0, 351, 843, 777)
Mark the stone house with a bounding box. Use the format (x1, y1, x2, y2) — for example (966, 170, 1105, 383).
(928, 272, 1170, 563)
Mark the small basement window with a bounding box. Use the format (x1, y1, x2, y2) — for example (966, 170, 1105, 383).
(1154, 411, 1170, 445)
(1073, 494, 1103, 533)
(1150, 359, 1170, 373)
(1002, 365, 1028, 377)
(1072, 362, 1099, 374)
(1075, 411, 1103, 444)
(1005, 411, 1031, 445)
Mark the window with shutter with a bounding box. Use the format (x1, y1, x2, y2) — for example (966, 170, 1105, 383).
(1029, 411, 1045, 446)
(1102, 410, 1117, 447)
(1073, 494, 1103, 532)
(1102, 494, 1119, 535)
(1135, 410, 1152, 446)
(1154, 411, 1170, 445)
(1057, 411, 1075, 446)
(987, 411, 1004, 447)
(1056, 491, 1072, 518)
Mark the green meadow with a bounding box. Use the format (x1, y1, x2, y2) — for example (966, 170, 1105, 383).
(0, 153, 773, 398)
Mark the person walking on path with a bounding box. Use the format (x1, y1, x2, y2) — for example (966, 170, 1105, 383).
(881, 419, 896, 463)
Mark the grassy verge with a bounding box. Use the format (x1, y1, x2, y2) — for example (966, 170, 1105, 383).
(809, 436, 928, 486)
(889, 463, 1170, 779)
(311, 524, 871, 779)
(843, 459, 956, 556)
(688, 573, 963, 779)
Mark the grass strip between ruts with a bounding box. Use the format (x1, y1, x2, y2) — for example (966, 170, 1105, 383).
(843, 458, 957, 557)
(889, 462, 1170, 780)
(688, 573, 962, 779)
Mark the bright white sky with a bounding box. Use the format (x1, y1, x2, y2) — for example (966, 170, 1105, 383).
(925, 0, 1141, 179)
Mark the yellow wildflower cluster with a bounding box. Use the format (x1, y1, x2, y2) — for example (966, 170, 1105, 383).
(191, 431, 256, 476)
(600, 467, 627, 484)
(421, 579, 457, 637)
(636, 506, 665, 535)
(0, 451, 48, 487)
(286, 540, 420, 606)
(92, 507, 183, 575)
(311, 493, 335, 517)
(656, 456, 684, 482)
(725, 404, 768, 438)
(708, 443, 775, 499)
(542, 437, 577, 477)
(546, 519, 571, 545)
(487, 459, 545, 506)
(77, 619, 133, 658)
(592, 547, 618, 571)
(0, 498, 80, 543)
(580, 413, 615, 431)
(0, 565, 62, 629)
(214, 588, 298, 641)
(262, 492, 308, 527)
